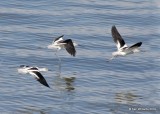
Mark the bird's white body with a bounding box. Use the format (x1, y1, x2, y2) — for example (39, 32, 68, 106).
(18, 66, 48, 73)
(47, 37, 77, 50)
(47, 43, 65, 50)
(112, 45, 140, 57)
(112, 51, 127, 57)
(18, 66, 48, 79)
(112, 43, 128, 56)
(47, 37, 65, 50)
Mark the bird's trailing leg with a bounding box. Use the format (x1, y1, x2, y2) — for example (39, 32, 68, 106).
(107, 57, 114, 62)
(107, 55, 117, 62)
(55, 49, 61, 75)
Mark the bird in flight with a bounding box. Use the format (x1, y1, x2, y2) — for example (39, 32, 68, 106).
(109, 25, 142, 60)
(47, 35, 76, 57)
(47, 35, 77, 74)
(18, 65, 50, 88)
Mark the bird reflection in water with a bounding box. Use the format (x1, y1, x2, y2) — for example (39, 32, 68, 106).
(63, 77, 75, 91)
(53, 72, 76, 92)
(110, 91, 140, 114)
(115, 92, 139, 104)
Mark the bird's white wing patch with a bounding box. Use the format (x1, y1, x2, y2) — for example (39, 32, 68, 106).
(116, 40, 121, 50)
(29, 71, 40, 79)
(117, 40, 128, 51)
(53, 37, 64, 44)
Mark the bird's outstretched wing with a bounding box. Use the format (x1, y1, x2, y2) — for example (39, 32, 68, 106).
(63, 39, 76, 56)
(111, 25, 127, 50)
(53, 35, 64, 43)
(128, 42, 142, 52)
(29, 71, 50, 88)
(129, 42, 142, 49)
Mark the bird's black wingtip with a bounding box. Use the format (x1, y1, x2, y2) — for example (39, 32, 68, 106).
(112, 25, 116, 29)
(57, 35, 64, 39)
(129, 42, 142, 48)
(137, 42, 142, 47)
(54, 35, 64, 42)
(68, 52, 76, 57)
(41, 82, 50, 88)
(72, 54, 76, 57)
(72, 51, 76, 57)
(111, 25, 118, 33)
(46, 85, 50, 88)
(35, 73, 51, 89)
(60, 35, 64, 38)
(139, 42, 142, 45)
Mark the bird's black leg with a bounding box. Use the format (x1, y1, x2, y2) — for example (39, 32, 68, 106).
(55, 49, 61, 75)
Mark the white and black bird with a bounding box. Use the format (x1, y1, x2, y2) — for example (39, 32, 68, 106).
(47, 35, 76, 56)
(47, 35, 77, 74)
(18, 65, 50, 88)
(110, 25, 142, 60)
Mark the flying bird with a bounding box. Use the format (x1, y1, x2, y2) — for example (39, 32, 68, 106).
(47, 35, 77, 74)
(18, 65, 50, 88)
(47, 35, 76, 56)
(110, 25, 142, 60)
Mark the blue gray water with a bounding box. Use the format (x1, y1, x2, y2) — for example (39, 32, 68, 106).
(0, 0, 160, 114)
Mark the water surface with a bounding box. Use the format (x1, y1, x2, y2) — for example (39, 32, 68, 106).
(0, 0, 160, 114)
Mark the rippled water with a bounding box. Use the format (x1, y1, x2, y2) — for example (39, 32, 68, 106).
(0, 0, 160, 114)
